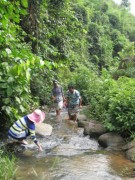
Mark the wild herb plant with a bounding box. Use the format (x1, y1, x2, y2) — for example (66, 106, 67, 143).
(0, 149, 16, 180)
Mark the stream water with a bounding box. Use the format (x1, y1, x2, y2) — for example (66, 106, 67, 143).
(15, 109, 134, 180)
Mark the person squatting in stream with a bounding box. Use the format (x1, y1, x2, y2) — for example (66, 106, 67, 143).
(8, 109, 45, 152)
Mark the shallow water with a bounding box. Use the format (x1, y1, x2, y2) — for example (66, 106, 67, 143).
(15, 110, 134, 180)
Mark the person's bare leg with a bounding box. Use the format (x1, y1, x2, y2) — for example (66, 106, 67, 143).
(19, 139, 28, 145)
(56, 109, 61, 116)
(68, 112, 71, 120)
(73, 114, 77, 121)
(58, 109, 61, 116)
(56, 109, 59, 116)
(79, 98, 82, 109)
(56, 109, 62, 122)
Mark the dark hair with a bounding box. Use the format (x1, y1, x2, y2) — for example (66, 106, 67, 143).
(68, 84, 74, 89)
(53, 80, 58, 84)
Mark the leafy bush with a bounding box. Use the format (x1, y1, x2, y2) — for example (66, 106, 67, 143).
(85, 70, 135, 138)
(30, 69, 53, 106)
(103, 77, 135, 136)
(0, 0, 46, 129)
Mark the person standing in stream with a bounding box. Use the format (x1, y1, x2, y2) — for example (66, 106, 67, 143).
(66, 84, 80, 121)
(51, 80, 65, 117)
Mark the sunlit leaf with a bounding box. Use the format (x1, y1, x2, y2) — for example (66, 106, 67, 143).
(2, 106, 11, 115)
(26, 69, 30, 80)
(5, 48, 11, 54)
(40, 59, 45, 66)
(15, 97, 21, 104)
(20, 105, 25, 112)
(21, 0, 28, 8)
(7, 77, 14, 83)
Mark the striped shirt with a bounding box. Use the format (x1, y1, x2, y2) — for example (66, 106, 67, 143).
(8, 116, 37, 143)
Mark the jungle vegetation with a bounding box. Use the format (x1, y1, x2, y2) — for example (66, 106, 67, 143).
(0, 0, 135, 138)
(1, 0, 135, 177)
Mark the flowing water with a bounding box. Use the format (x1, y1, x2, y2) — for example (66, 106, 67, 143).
(15, 109, 134, 180)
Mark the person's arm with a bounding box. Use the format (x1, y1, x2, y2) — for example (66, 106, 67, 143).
(79, 96, 82, 108)
(61, 87, 66, 101)
(51, 89, 56, 101)
(29, 124, 43, 152)
(34, 141, 43, 152)
(75, 90, 80, 105)
(51, 95, 56, 101)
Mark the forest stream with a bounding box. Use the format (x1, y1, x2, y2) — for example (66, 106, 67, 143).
(13, 109, 134, 180)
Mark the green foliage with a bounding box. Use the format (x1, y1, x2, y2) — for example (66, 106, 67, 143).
(108, 13, 120, 29)
(30, 68, 53, 106)
(0, 149, 16, 180)
(85, 71, 135, 137)
(103, 77, 135, 136)
(73, 4, 89, 25)
(1, 0, 135, 139)
(112, 30, 129, 57)
(0, 0, 49, 128)
(113, 57, 135, 80)
(87, 21, 113, 71)
(118, 42, 135, 59)
(39, 0, 84, 63)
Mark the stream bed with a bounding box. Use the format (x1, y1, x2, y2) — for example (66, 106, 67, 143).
(15, 110, 134, 180)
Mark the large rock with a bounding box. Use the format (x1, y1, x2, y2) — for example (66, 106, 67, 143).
(98, 132, 125, 150)
(78, 120, 88, 128)
(35, 123, 53, 137)
(83, 120, 106, 138)
(122, 140, 135, 151)
(77, 114, 89, 128)
(77, 114, 87, 121)
(126, 148, 135, 162)
(123, 140, 135, 162)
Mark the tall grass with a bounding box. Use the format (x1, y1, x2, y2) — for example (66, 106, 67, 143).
(0, 149, 16, 180)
